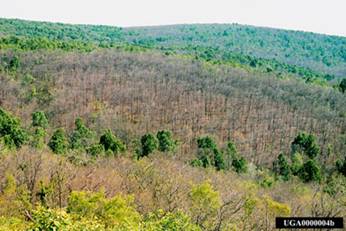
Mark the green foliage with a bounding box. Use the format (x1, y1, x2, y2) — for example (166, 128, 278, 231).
(189, 181, 221, 228)
(86, 144, 105, 157)
(273, 153, 291, 181)
(31, 127, 46, 149)
(194, 136, 225, 170)
(264, 196, 291, 216)
(69, 117, 94, 150)
(336, 156, 346, 177)
(339, 78, 346, 93)
(299, 159, 322, 183)
(156, 130, 176, 152)
(32, 111, 49, 128)
(48, 128, 68, 154)
(99, 129, 125, 155)
(232, 156, 248, 173)
(0, 36, 96, 52)
(0, 174, 26, 217)
(0, 107, 28, 148)
(144, 209, 201, 231)
(0, 54, 20, 72)
(290, 152, 304, 175)
(323, 172, 346, 196)
(291, 132, 320, 159)
(29, 206, 70, 230)
(67, 191, 141, 229)
(0, 217, 28, 231)
(257, 170, 275, 188)
(139, 133, 159, 158)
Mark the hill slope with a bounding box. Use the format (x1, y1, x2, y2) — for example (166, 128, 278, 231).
(1, 18, 346, 79)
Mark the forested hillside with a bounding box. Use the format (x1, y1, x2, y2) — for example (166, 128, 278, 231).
(0, 18, 345, 230)
(1, 18, 346, 81)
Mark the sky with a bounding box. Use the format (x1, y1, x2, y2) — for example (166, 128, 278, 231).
(1, 0, 345, 37)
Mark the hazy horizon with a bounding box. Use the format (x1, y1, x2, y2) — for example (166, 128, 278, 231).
(1, 0, 346, 37)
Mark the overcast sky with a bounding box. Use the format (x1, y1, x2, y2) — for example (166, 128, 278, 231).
(1, 0, 345, 36)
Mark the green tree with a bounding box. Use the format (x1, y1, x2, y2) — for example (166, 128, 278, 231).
(336, 156, 346, 177)
(67, 191, 141, 229)
(139, 133, 159, 158)
(31, 111, 49, 128)
(224, 141, 238, 170)
(99, 129, 125, 155)
(48, 128, 68, 154)
(144, 210, 201, 231)
(86, 144, 105, 156)
(339, 78, 346, 93)
(273, 153, 291, 181)
(29, 206, 70, 231)
(299, 159, 321, 182)
(195, 136, 225, 170)
(31, 127, 46, 149)
(291, 132, 320, 159)
(156, 130, 176, 152)
(232, 156, 248, 173)
(0, 107, 28, 148)
(290, 152, 303, 175)
(189, 181, 221, 229)
(70, 117, 94, 150)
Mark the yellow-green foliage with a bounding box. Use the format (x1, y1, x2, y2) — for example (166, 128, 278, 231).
(0, 216, 28, 231)
(189, 181, 221, 229)
(143, 209, 201, 231)
(67, 191, 141, 230)
(0, 174, 31, 218)
(264, 196, 291, 216)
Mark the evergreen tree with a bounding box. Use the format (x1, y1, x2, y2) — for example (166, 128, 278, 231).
(291, 132, 320, 159)
(32, 111, 49, 128)
(224, 141, 238, 170)
(31, 127, 46, 149)
(299, 159, 321, 182)
(273, 153, 291, 181)
(70, 117, 93, 150)
(195, 136, 225, 170)
(339, 78, 346, 93)
(156, 130, 176, 152)
(99, 129, 125, 155)
(336, 156, 346, 177)
(291, 152, 303, 175)
(139, 133, 158, 158)
(0, 107, 28, 148)
(232, 157, 248, 173)
(48, 128, 68, 154)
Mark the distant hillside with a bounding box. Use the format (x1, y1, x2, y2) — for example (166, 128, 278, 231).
(124, 24, 346, 78)
(1, 18, 346, 79)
